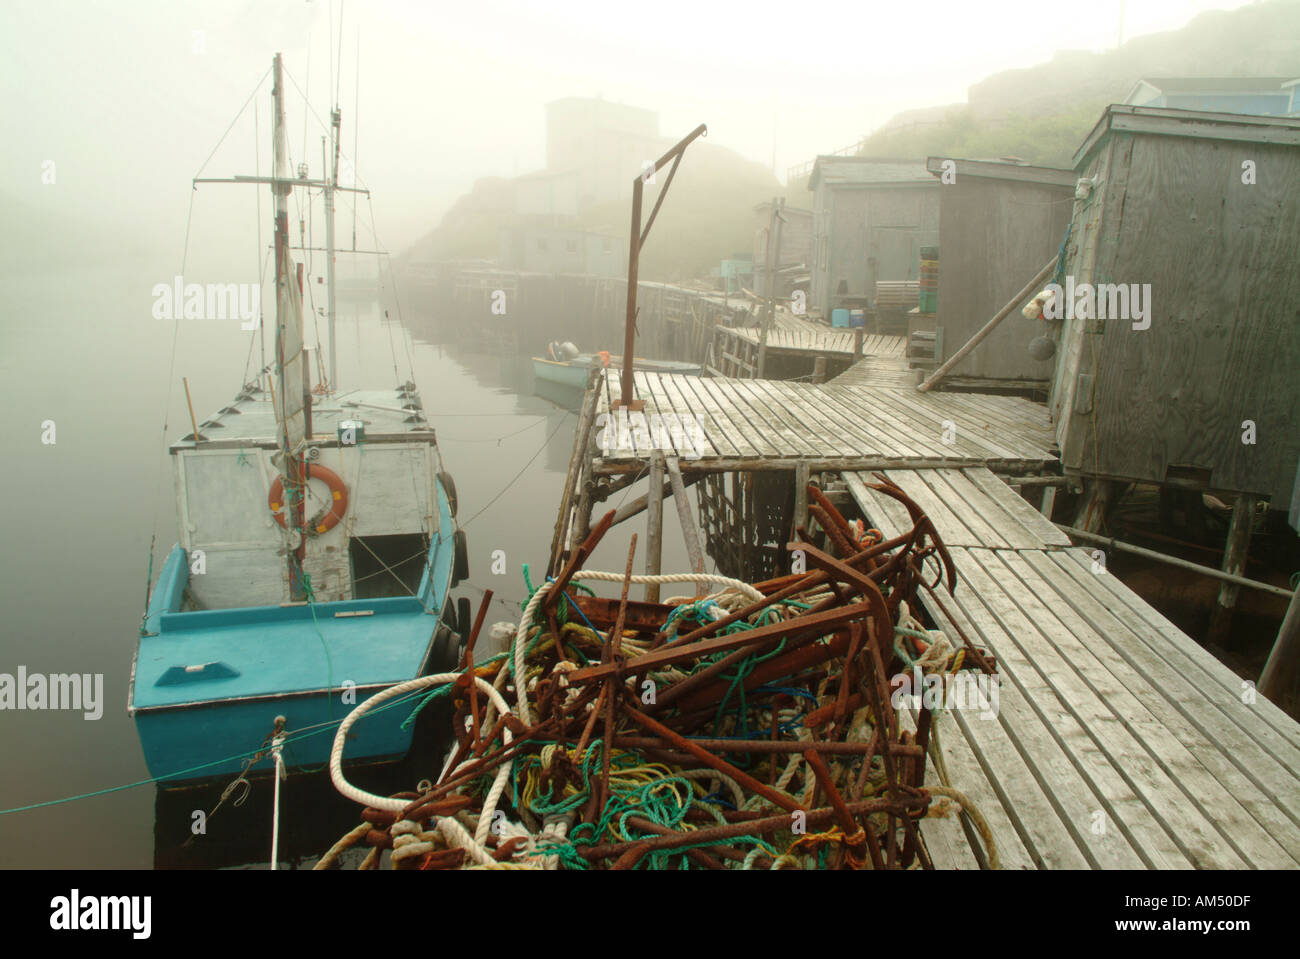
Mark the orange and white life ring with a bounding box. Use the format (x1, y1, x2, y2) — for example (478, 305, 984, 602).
(268, 464, 349, 534)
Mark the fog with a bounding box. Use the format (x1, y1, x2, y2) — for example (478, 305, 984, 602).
(1, 0, 1254, 272)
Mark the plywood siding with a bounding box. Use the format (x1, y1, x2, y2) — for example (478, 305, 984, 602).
(1058, 130, 1300, 499)
(810, 183, 939, 313)
(935, 177, 1073, 381)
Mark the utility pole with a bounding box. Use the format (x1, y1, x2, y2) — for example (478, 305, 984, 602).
(756, 197, 784, 379)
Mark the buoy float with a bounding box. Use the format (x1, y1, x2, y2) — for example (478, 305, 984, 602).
(437, 471, 458, 518)
(452, 528, 469, 586)
(268, 464, 349, 534)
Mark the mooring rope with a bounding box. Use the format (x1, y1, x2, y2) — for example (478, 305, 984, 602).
(270, 731, 286, 870)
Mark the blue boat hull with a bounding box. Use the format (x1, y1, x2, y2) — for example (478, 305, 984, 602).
(130, 478, 461, 789)
(133, 681, 420, 786)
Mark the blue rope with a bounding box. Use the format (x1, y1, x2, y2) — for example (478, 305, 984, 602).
(1052, 222, 1072, 288)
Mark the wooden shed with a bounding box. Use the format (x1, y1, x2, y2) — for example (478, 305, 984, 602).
(919, 157, 1075, 388)
(806, 157, 938, 315)
(1049, 105, 1300, 508)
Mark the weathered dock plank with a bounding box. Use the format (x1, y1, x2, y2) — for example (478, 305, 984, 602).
(591, 371, 1057, 474)
(844, 467, 1065, 550)
(828, 354, 918, 390)
(842, 465, 1300, 869)
(725, 326, 906, 358)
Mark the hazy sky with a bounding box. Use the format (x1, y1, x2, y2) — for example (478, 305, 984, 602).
(1, 0, 1257, 257)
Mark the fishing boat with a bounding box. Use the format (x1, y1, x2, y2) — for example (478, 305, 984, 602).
(533, 342, 701, 390)
(129, 54, 468, 789)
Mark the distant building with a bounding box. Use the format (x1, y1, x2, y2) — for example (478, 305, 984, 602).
(753, 202, 812, 299)
(544, 97, 662, 208)
(498, 225, 625, 276)
(514, 169, 581, 219)
(806, 157, 938, 315)
(1124, 77, 1299, 117)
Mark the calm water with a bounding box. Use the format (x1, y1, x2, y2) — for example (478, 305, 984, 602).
(0, 266, 695, 868)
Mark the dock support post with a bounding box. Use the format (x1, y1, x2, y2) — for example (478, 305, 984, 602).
(794, 463, 810, 539)
(1260, 587, 1300, 715)
(1208, 494, 1258, 648)
(1039, 484, 1057, 519)
(549, 376, 600, 576)
(1072, 478, 1116, 534)
(645, 452, 665, 603)
(667, 456, 707, 596)
(811, 356, 827, 384)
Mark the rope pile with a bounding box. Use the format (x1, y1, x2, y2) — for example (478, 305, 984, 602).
(319, 475, 999, 870)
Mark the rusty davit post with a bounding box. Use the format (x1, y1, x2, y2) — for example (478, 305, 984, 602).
(617, 123, 708, 411)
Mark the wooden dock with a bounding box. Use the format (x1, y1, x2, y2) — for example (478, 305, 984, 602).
(591, 370, 1056, 475)
(845, 467, 1300, 869)
(828, 354, 918, 391)
(725, 327, 903, 358)
(531, 106, 1300, 865)
(548, 366, 1300, 868)
(707, 308, 907, 381)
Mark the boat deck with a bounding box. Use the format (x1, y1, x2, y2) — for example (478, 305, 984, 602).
(135, 595, 437, 708)
(844, 468, 1300, 869)
(592, 370, 1057, 474)
(174, 381, 434, 449)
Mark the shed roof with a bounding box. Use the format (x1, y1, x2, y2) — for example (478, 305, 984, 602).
(1130, 76, 1296, 95)
(925, 156, 1075, 188)
(1073, 104, 1300, 170)
(807, 156, 933, 191)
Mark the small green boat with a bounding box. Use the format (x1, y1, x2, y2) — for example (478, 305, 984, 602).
(533, 350, 702, 390)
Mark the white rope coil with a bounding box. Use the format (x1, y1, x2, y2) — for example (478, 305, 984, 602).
(329, 672, 513, 814)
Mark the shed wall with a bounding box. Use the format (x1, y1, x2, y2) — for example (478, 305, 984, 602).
(1054, 130, 1300, 500)
(935, 176, 1074, 382)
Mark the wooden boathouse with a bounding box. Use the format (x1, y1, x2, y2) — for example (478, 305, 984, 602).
(806, 157, 939, 317)
(1043, 106, 1300, 641)
(915, 157, 1076, 391)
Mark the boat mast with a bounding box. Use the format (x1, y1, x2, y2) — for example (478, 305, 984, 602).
(326, 104, 340, 393)
(272, 52, 309, 601)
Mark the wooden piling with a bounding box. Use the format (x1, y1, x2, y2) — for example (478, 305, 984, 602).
(1260, 588, 1300, 715)
(645, 452, 665, 603)
(548, 374, 601, 576)
(1071, 478, 1116, 533)
(1208, 493, 1259, 648)
(667, 456, 707, 596)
